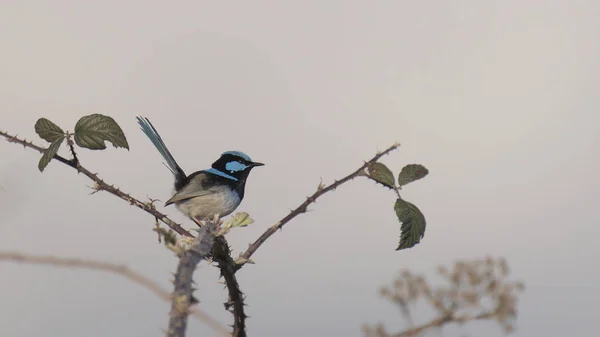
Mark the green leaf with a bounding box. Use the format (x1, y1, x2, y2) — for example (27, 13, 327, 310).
(398, 164, 429, 187)
(394, 198, 426, 250)
(74, 114, 129, 150)
(38, 136, 65, 172)
(367, 162, 396, 189)
(34, 118, 65, 143)
(226, 212, 254, 228)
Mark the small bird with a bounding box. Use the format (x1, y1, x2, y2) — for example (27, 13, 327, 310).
(136, 116, 263, 223)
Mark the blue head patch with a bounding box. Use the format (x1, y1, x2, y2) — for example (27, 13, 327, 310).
(222, 151, 252, 162)
(210, 151, 259, 181)
(225, 161, 249, 172)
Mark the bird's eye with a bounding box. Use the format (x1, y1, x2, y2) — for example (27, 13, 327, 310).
(225, 161, 248, 172)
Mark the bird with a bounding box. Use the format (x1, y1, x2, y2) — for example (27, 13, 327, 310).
(136, 116, 263, 224)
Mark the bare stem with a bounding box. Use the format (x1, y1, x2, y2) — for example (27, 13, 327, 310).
(235, 143, 400, 269)
(168, 222, 218, 337)
(212, 236, 247, 337)
(0, 130, 192, 238)
(66, 133, 79, 166)
(392, 312, 496, 337)
(0, 251, 229, 337)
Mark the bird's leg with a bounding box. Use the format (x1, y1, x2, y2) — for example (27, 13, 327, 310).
(192, 216, 204, 227)
(212, 213, 222, 226)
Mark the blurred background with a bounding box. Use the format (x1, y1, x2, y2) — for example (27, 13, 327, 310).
(1, 1, 598, 336)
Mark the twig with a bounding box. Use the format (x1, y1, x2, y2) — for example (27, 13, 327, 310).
(364, 257, 522, 337)
(0, 130, 193, 238)
(0, 251, 229, 337)
(393, 188, 402, 200)
(212, 236, 247, 337)
(235, 143, 400, 269)
(392, 311, 495, 337)
(212, 145, 402, 334)
(168, 222, 218, 337)
(66, 133, 79, 166)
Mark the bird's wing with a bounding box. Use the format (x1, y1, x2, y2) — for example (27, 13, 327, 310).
(165, 172, 218, 205)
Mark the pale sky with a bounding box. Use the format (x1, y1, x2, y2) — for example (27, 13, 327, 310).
(1, 1, 599, 336)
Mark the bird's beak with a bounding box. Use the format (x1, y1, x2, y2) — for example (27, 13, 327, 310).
(251, 162, 265, 167)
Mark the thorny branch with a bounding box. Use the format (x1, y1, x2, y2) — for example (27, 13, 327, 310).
(212, 236, 248, 337)
(0, 130, 192, 238)
(217, 144, 401, 335)
(66, 133, 79, 166)
(168, 222, 218, 337)
(391, 311, 496, 337)
(1, 129, 248, 336)
(2, 129, 412, 337)
(0, 251, 229, 337)
(235, 143, 400, 269)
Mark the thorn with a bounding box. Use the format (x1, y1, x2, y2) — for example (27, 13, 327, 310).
(317, 177, 325, 191)
(235, 256, 250, 265)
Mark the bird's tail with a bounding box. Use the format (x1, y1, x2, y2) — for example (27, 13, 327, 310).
(136, 116, 186, 183)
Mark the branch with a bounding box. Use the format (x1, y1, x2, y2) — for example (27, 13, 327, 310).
(3, 129, 245, 335)
(0, 251, 229, 337)
(0, 130, 193, 238)
(212, 236, 247, 337)
(392, 312, 495, 337)
(66, 133, 79, 166)
(3, 127, 403, 337)
(364, 257, 523, 337)
(168, 222, 218, 337)
(235, 143, 400, 269)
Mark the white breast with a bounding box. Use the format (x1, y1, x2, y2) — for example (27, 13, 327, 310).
(174, 185, 241, 221)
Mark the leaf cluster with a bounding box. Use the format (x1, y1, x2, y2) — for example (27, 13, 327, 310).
(34, 114, 129, 171)
(366, 161, 429, 250)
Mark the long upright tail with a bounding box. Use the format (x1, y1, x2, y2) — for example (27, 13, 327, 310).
(136, 116, 187, 185)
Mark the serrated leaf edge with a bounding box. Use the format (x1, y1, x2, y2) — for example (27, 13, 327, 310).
(38, 136, 65, 172)
(394, 198, 426, 251)
(398, 164, 429, 187)
(367, 162, 396, 189)
(34, 118, 65, 143)
(74, 114, 129, 150)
